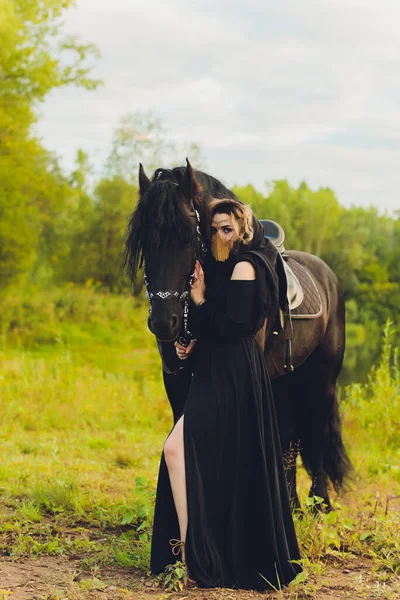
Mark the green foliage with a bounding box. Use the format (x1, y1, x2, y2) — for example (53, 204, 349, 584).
(343, 321, 400, 458)
(0, 346, 168, 527)
(90, 176, 137, 291)
(1, 0, 100, 102)
(0, 284, 148, 349)
(159, 561, 190, 592)
(289, 328, 399, 593)
(0, 0, 99, 289)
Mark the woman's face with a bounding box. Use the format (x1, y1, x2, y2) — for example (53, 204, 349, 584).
(210, 212, 239, 261)
(210, 212, 239, 244)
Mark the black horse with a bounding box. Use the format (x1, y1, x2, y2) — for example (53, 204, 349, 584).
(124, 161, 352, 510)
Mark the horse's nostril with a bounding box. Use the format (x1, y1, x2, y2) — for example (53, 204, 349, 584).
(171, 314, 178, 330)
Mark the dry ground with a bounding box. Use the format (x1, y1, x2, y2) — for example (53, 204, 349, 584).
(0, 554, 399, 600)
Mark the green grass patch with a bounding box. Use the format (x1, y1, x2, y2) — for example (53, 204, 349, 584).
(0, 287, 398, 597)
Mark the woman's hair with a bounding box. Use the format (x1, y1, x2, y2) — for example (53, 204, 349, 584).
(207, 198, 254, 245)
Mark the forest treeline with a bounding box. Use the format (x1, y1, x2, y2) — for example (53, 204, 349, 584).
(1, 1, 399, 381)
(234, 182, 400, 377)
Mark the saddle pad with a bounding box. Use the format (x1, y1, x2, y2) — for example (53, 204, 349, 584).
(286, 258, 323, 319)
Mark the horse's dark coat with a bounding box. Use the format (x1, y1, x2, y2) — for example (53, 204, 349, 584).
(124, 163, 351, 510)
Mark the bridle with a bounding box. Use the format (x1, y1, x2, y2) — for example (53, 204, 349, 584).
(144, 267, 195, 347)
(143, 208, 206, 347)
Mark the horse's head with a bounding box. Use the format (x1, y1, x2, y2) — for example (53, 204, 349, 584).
(124, 160, 204, 342)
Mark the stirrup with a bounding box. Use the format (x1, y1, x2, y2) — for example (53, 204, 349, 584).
(169, 538, 185, 556)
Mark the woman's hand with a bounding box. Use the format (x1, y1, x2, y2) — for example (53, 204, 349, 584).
(191, 260, 206, 306)
(174, 339, 197, 360)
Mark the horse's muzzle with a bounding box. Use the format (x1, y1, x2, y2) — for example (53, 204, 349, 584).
(148, 314, 181, 342)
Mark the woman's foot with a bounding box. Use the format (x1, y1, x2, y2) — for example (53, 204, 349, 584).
(169, 539, 197, 588)
(185, 576, 197, 589)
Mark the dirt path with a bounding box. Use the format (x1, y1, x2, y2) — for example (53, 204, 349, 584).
(0, 555, 398, 600)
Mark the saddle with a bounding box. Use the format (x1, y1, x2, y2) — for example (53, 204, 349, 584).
(260, 220, 322, 317)
(260, 220, 303, 310)
(260, 220, 323, 373)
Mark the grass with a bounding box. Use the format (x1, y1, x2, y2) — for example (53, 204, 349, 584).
(0, 287, 399, 597)
(0, 353, 166, 514)
(0, 289, 166, 573)
(286, 322, 400, 597)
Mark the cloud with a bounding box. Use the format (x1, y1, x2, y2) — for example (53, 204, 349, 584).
(36, 0, 400, 212)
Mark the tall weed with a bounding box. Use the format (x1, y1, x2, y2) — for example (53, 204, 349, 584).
(342, 321, 399, 480)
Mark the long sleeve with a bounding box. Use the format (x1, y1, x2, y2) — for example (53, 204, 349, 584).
(191, 280, 256, 343)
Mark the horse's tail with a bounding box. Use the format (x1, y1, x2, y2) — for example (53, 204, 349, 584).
(296, 374, 352, 495)
(323, 381, 353, 491)
(299, 374, 352, 492)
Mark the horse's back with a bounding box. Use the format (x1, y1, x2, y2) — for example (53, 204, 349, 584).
(286, 250, 342, 291)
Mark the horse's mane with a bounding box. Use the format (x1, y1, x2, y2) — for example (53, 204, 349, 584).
(152, 167, 236, 199)
(124, 166, 238, 283)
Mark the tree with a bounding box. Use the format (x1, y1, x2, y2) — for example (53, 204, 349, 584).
(235, 180, 341, 255)
(34, 150, 97, 285)
(0, 0, 100, 289)
(105, 111, 206, 182)
(0, 0, 100, 103)
(90, 176, 137, 291)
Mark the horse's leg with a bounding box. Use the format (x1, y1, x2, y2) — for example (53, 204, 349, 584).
(307, 375, 344, 512)
(162, 368, 192, 424)
(296, 342, 350, 512)
(158, 341, 193, 424)
(271, 375, 301, 510)
(288, 353, 331, 511)
(284, 443, 301, 511)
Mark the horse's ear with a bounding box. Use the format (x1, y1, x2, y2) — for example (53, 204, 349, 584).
(179, 158, 202, 204)
(138, 163, 151, 195)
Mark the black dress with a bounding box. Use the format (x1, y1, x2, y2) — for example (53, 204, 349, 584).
(150, 252, 302, 591)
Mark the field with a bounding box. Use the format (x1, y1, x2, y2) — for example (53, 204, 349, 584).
(0, 288, 399, 599)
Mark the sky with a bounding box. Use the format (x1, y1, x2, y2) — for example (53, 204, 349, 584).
(37, 0, 400, 213)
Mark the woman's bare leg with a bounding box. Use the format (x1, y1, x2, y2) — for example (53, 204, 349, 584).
(164, 415, 188, 554)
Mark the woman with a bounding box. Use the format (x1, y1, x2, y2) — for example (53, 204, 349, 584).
(151, 199, 302, 591)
